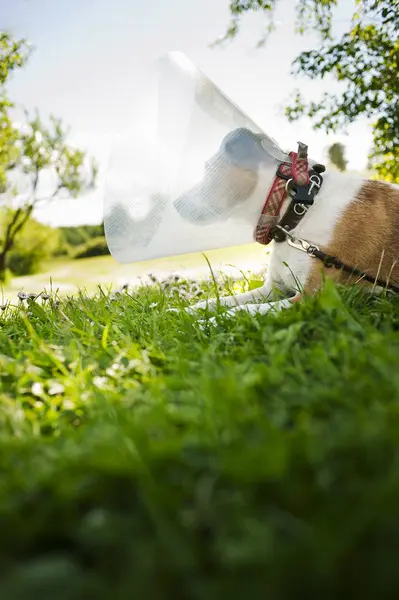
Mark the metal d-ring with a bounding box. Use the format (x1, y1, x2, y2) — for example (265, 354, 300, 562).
(285, 178, 294, 196)
(308, 174, 321, 195)
(294, 203, 307, 216)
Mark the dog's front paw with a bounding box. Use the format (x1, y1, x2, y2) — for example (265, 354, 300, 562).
(197, 316, 217, 330)
(186, 298, 217, 314)
(197, 308, 237, 330)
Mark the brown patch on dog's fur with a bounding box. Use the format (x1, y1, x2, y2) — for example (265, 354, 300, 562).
(304, 180, 399, 293)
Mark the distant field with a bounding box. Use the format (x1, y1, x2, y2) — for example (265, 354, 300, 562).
(2, 243, 269, 303)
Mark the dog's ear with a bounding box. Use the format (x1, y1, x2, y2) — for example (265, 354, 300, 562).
(221, 128, 268, 169)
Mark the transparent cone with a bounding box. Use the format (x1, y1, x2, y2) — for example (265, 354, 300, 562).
(104, 51, 286, 263)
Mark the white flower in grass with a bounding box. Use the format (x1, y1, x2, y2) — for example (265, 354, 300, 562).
(28, 365, 45, 377)
(169, 285, 189, 298)
(149, 302, 158, 309)
(31, 382, 44, 397)
(48, 382, 65, 396)
(17, 292, 29, 301)
(93, 376, 108, 389)
(106, 362, 122, 377)
(0, 301, 9, 311)
(189, 283, 202, 297)
(41, 294, 50, 301)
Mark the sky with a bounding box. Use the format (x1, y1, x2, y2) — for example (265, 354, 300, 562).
(1, 0, 373, 227)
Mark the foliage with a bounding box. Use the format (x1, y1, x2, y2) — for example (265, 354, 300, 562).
(73, 236, 110, 259)
(327, 142, 347, 171)
(0, 31, 97, 277)
(0, 33, 30, 193)
(52, 224, 107, 259)
(59, 223, 105, 247)
(0, 274, 399, 598)
(5, 214, 62, 275)
(224, 0, 399, 182)
(0, 32, 30, 86)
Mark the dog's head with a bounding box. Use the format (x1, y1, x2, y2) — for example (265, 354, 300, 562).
(173, 127, 284, 225)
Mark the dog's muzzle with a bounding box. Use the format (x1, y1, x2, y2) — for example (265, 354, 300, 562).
(173, 191, 225, 226)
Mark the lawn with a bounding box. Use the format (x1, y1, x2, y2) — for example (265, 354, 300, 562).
(2, 243, 269, 303)
(1, 267, 399, 599)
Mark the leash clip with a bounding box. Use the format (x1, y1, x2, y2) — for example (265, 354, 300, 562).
(275, 225, 320, 256)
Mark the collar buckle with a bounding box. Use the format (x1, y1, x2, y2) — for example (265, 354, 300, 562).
(254, 142, 325, 247)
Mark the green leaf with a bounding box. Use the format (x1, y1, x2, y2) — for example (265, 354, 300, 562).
(248, 279, 265, 291)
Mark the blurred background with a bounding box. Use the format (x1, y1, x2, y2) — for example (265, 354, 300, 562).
(1, 0, 394, 301)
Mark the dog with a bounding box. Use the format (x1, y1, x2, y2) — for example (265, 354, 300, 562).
(173, 127, 399, 318)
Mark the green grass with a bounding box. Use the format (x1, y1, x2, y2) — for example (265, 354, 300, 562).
(1, 272, 399, 599)
(2, 243, 268, 303)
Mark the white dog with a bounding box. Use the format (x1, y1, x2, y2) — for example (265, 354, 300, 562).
(174, 127, 399, 318)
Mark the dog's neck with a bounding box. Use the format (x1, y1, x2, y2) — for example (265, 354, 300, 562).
(234, 160, 288, 226)
(236, 155, 327, 229)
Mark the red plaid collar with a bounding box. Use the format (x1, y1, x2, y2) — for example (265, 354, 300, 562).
(254, 146, 310, 246)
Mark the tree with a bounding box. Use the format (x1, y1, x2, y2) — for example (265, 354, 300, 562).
(0, 31, 97, 278)
(0, 33, 30, 193)
(222, 0, 399, 183)
(5, 215, 62, 276)
(327, 142, 347, 172)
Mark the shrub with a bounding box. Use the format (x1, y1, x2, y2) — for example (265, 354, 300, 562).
(8, 248, 41, 275)
(59, 223, 105, 247)
(73, 236, 110, 259)
(6, 216, 62, 275)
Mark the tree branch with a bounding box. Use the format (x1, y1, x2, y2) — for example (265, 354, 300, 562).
(32, 183, 66, 207)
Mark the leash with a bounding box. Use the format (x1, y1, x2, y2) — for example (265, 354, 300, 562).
(276, 225, 399, 294)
